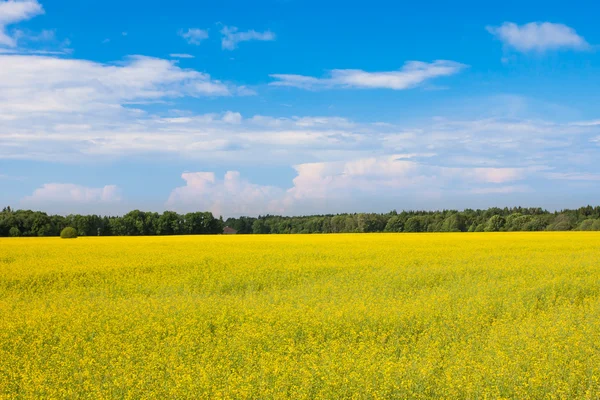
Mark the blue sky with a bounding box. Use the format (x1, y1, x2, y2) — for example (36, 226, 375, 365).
(1, 0, 600, 216)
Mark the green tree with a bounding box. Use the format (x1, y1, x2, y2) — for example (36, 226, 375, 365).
(252, 219, 271, 234)
(522, 216, 548, 231)
(384, 216, 404, 232)
(485, 215, 505, 232)
(60, 227, 78, 239)
(441, 213, 466, 232)
(547, 213, 575, 231)
(577, 219, 599, 231)
(158, 211, 182, 235)
(404, 217, 423, 232)
(358, 213, 386, 233)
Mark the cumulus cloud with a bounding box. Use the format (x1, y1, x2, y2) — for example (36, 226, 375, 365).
(22, 183, 121, 209)
(166, 171, 284, 216)
(487, 22, 590, 53)
(178, 28, 209, 45)
(0, 0, 44, 47)
(270, 60, 467, 90)
(165, 157, 543, 216)
(220, 26, 275, 50)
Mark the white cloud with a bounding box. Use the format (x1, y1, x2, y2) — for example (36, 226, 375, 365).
(573, 120, 600, 127)
(0, 46, 70, 55)
(270, 60, 467, 90)
(164, 156, 542, 216)
(220, 26, 275, 50)
(2, 96, 599, 170)
(170, 53, 195, 59)
(0, 0, 44, 47)
(0, 61, 598, 200)
(179, 28, 208, 45)
(22, 183, 121, 208)
(286, 156, 531, 202)
(167, 171, 284, 216)
(222, 111, 242, 124)
(0, 54, 244, 116)
(487, 22, 590, 53)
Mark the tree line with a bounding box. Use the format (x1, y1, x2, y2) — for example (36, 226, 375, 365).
(2, 205, 600, 237)
(0, 207, 223, 237)
(225, 206, 600, 234)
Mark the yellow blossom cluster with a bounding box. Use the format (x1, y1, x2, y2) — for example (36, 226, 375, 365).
(1, 233, 600, 398)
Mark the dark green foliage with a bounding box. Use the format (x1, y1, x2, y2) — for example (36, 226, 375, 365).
(441, 213, 467, 232)
(384, 216, 404, 232)
(2, 205, 600, 236)
(576, 218, 600, 231)
(60, 227, 78, 239)
(0, 207, 222, 237)
(252, 219, 271, 234)
(522, 216, 549, 231)
(577, 219, 597, 231)
(485, 215, 506, 232)
(358, 213, 387, 233)
(546, 213, 576, 231)
(404, 217, 423, 232)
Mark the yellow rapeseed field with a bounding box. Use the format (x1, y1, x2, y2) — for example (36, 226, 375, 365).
(1, 233, 600, 399)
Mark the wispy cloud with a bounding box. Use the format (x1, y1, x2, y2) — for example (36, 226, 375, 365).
(0, 47, 71, 55)
(170, 53, 195, 59)
(12, 27, 54, 42)
(470, 185, 530, 195)
(487, 22, 590, 53)
(546, 172, 600, 181)
(179, 28, 209, 45)
(0, 0, 44, 47)
(220, 25, 275, 50)
(269, 60, 467, 90)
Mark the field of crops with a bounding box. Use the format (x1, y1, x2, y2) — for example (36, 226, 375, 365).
(1, 233, 600, 399)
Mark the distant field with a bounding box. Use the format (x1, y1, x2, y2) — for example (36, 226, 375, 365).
(1, 233, 600, 399)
